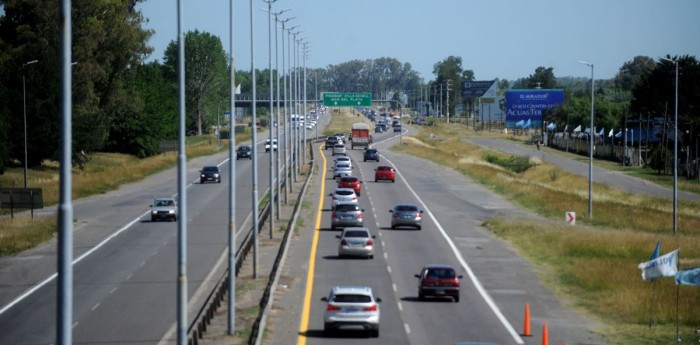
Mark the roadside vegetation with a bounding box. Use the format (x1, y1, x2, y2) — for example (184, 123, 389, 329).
(393, 121, 700, 345)
(0, 131, 251, 255)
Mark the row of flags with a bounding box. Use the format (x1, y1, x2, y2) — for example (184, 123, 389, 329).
(638, 241, 700, 286)
(515, 119, 531, 129)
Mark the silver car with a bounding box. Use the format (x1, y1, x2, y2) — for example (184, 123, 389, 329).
(332, 143, 347, 156)
(329, 188, 358, 210)
(333, 162, 352, 179)
(334, 156, 352, 169)
(331, 202, 364, 230)
(321, 286, 381, 337)
(389, 203, 423, 230)
(150, 197, 177, 222)
(337, 227, 375, 258)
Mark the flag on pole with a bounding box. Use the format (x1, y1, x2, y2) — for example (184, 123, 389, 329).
(608, 128, 614, 138)
(614, 131, 622, 138)
(638, 249, 679, 281)
(573, 125, 582, 132)
(649, 240, 661, 260)
(597, 127, 605, 136)
(675, 267, 700, 286)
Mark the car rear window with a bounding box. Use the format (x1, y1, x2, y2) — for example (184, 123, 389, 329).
(377, 166, 392, 171)
(425, 268, 456, 279)
(340, 177, 358, 183)
(335, 164, 349, 169)
(332, 294, 371, 303)
(344, 230, 369, 238)
(336, 204, 359, 212)
(366, 150, 377, 154)
(396, 205, 418, 212)
(336, 190, 354, 196)
(334, 144, 344, 148)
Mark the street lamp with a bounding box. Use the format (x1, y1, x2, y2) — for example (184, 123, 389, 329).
(578, 60, 594, 219)
(661, 57, 679, 235)
(22, 59, 39, 189)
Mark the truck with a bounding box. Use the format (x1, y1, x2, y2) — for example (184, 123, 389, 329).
(350, 123, 371, 149)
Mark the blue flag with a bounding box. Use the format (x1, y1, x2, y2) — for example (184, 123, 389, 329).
(675, 267, 700, 286)
(650, 240, 661, 260)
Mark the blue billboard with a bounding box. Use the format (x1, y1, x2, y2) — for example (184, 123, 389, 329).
(505, 89, 564, 129)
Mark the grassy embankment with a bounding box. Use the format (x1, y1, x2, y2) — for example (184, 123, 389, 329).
(0, 132, 252, 256)
(392, 121, 700, 345)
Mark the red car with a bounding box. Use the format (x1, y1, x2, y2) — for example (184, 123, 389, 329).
(374, 166, 395, 183)
(415, 264, 463, 302)
(337, 176, 362, 196)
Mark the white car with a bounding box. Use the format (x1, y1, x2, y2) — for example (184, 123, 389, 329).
(265, 139, 278, 152)
(332, 162, 352, 178)
(329, 188, 358, 210)
(321, 286, 381, 337)
(334, 156, 352, 169)
(150, 197, 177, 222)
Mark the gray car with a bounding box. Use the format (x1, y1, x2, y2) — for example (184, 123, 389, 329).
(389, 203, 423, 229)
(333, 162, 352, 178)
(331, 202, 364, 230)
(150, 197, 177, 222)
(329, 188, 358, 210)
(332, 143, 347, 156)
(321, 286, 381, 337)
(337, 227, 375, 258)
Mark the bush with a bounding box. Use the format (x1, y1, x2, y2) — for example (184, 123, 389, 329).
(484, 154, 533, 173)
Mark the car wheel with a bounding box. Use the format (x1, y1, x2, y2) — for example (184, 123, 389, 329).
(173, 216, 177, 222)
(200, 179, 204, 184)
(454, 295, 460, 303)
(416, 225, 422, 230)
(236, 157, 240, 160)
(324, 324, 333, 337)
(151, 217, 156, 222)
(331, 225, 335, 230)
(363, 159, 366, 162)
(391, 179, 395, 183)
(371, 328, 379, 338)
(418, 293, 425, 301)
(217, 179, 221, 183)
(391, 225, 396, 230)
(368, 255, 374, 259)
(374, 179, 378, 182)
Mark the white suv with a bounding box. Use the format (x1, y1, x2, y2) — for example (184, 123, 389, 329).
(321, 286, 381, 337)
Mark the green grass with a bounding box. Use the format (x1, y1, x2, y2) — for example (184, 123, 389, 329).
(393, 122, 700, 345)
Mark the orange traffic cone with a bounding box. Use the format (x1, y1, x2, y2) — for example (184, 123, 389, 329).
(523, 302, 532, 336)
(542, 322, 549, 345)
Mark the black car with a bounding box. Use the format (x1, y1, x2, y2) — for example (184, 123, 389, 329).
(363, 148, 379, 162)
(236, 145, 252, 160)
(200, 166, 221, 183)
(325, 136, 339, 150)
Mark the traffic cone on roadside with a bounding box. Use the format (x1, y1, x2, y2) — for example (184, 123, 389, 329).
(542, 322, 549, 345)
(523, 302, 532, 336)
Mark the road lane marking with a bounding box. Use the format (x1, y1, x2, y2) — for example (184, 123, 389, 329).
(387, 266, 392, 273)
(398, 302, 403, 311)
(404, 323, 411, 334)
(126, 273, 133, 280)
(383, 155, 525, 345)
(91, 303, 100, 311)
(109, 287, 118, 294)
(73, 322, 79, 329)
(383, 252, 388, 259)
(392, 283, 397, 292)
(297, 144, 327, 345)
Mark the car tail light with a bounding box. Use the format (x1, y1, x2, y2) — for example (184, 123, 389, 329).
(393, 213, 399, 219)
(366, 238, 373, 246)
(331, 212, 337, 219)
(358, 213, 364, 220)
(363, 304, 377, 312)
(352, 196, 357, 201)
(327, 304, 342, 311)
(415, 213, 422, 220)
(331, 195, 337, 200)
(340, 239, 348, 246)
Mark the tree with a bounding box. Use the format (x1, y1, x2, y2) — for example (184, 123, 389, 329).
(528, 66, 557, 89)
(0, 0, 153, 168)
(614, 56, 655, 91)
(163, 30, 228, 135)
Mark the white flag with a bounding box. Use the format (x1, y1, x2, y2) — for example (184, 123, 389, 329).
(608, 128, 614, 137)
(638, 249, 679, 281)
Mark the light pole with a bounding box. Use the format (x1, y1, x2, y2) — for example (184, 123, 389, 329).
(22, 59, 38, 189)
(250, 0, 260, 279)
(661, 57, 679, 235)
(272, 11, 290, 213)
(578, 60, 594, 219)
(264, 0, 279, 240)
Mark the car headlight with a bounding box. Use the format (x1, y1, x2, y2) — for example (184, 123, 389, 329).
(201, 174, 205, 178)
(214, 173, 219, 177)
(168, 210, 175, 214)
(152, 210, 157, 215)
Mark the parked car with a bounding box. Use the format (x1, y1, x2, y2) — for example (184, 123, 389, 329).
(329, 188, 358, 210)
(150, 197, 177, 222)
(337, 176, 362, 196)
(334, 156, 352, 169)
(389, 203, 423, 229)
(374, 166, 395, 183)
(332, 143, 347, 156)
(265, 139, 278, 152)
(337, 227, 375, 258)
(321, 286, 381, 337)
(199, 165, 221, 183)
(330, 202, 364, 230)
(363, 148, 379, 162)
(333, 163, 352, 179)
(236, 145, 252, 160)
(415, 264, 463, 302)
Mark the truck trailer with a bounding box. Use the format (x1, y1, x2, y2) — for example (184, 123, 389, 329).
(350, 123, 371, 149)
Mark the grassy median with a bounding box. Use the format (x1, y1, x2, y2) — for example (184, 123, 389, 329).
(393, 121, 700, 345)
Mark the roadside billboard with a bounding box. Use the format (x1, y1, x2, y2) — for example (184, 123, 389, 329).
(505, 89, 564, 129)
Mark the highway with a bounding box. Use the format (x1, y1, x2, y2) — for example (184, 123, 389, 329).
(0, 117, 322, 344)
(265, 124, 606, 345)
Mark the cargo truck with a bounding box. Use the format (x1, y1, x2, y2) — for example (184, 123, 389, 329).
(350, 123, 371, 149)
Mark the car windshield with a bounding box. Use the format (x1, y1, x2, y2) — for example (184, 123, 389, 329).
(396, 205, 418, 212)
(332, 294, 371, 303)
(426, 268, 456, 279)
(344, 230, 369, 238)
(156, 200, 175, 207)
(203, 166, 218, 172)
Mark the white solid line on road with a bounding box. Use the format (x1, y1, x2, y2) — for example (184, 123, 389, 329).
(91, 303, 100, 311)
(383, 155, 525, 345)
(387, 266, 392, 273)
(392, 283, 397, 292)
(109, 287, 118, 294)
(72, 322, 79, 329)
(126, 273, 133, 280)
(404, 323, 411, 334)
(397, 302, 403, 311)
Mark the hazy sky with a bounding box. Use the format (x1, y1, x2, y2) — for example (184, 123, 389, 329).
(137, 0, 700, 81)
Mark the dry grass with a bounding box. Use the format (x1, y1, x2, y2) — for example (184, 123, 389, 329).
(393, 122, 700, 345)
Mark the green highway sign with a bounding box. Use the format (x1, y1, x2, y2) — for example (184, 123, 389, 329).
(323, 92, 372, 107)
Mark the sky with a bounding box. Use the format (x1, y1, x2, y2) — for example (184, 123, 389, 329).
(137, 0, 700, 82)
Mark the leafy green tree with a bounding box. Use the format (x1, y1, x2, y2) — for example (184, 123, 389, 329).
(614, 56, 655, 91)
(164, 30, 228, 135)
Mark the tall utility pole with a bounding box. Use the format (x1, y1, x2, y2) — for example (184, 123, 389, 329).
(22, 59, 38, 189)
(272, 11, 289, 215)
(578, 60, 594, 219)
(661, 57, 679, 235)
(439, 83, 443, 118)
(280, 20, 295, 201)
(286, 26, 298, 191)
(446, 80, 452, 123)
(302, 41, 309, 165)
(249, 0, 259, 279)
(263, 0, 278, 240)
(226, 0, 237, 334)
